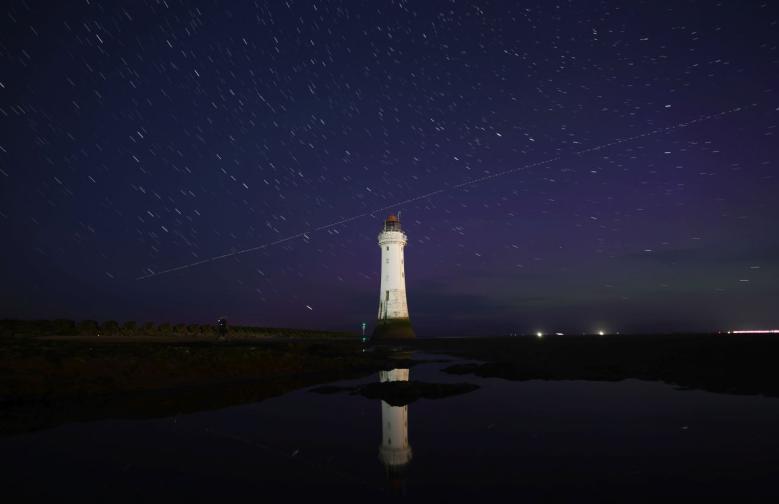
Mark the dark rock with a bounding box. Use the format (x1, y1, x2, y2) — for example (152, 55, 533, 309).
(308, 385, 354, 395)
(356, 380, 479, 406)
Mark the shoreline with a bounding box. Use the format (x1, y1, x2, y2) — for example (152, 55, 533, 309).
(0, 336, 408, 436)
(3, 332, 779, 437)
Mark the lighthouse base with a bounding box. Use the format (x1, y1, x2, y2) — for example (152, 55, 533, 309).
(372, 318, 416, 340)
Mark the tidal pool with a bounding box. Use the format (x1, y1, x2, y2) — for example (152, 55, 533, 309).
(3, 353, 779, 501)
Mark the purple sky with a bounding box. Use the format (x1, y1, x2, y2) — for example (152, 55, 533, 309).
(1, 1, 778, 336)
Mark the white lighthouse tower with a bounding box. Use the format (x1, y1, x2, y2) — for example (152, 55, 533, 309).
(373, 214, 415, 339)
(378, 368, 413, 491)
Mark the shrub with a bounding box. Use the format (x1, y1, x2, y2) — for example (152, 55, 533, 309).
(157, 322, 172, 334)
(0, 319, 18, 337)
(52, 319, 77, 336)
(78, 320, 99, 336)
(122, 321, 137, 335)
(31, 320, 54, 335)
(101, 320, 120, 335)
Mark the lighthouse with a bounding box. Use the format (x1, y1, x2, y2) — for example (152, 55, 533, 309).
(373, 214, 415, 339)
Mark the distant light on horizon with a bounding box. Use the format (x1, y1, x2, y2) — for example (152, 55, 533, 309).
(598, 330, 605, 336)
(536, 332, 543, 338)
(731, 329, 779, 334)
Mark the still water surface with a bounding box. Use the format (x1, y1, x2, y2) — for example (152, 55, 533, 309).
(4, 353, 779, 501)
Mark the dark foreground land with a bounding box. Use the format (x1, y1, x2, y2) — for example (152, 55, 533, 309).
(0, 336, 410, 436)
(3, 332, 779, 436)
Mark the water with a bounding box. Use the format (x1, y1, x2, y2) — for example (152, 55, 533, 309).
(3, 353, 779, 501)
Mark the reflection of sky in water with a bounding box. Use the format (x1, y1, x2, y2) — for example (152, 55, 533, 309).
(4, 356, 779, 500)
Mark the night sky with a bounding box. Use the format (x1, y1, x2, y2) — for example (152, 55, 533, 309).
(1, 1, 778, 336)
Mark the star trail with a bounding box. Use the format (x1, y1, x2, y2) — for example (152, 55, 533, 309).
(137, 103, 751, 281)
(1, 1, 778, 335)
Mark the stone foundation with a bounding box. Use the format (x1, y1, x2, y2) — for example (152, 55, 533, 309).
(372, 318, 416, 340)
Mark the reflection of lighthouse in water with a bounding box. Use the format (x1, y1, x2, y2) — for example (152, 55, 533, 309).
(378, 368, 413, 492)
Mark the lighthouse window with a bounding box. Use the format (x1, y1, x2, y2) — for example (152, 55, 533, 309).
(386, 246, 389, 251)
(386, 258, 389, 264)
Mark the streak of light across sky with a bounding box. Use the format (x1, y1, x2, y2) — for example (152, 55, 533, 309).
(136, 105, 750, 281)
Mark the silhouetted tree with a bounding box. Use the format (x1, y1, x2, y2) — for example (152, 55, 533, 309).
(122, 321, 137, 335)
